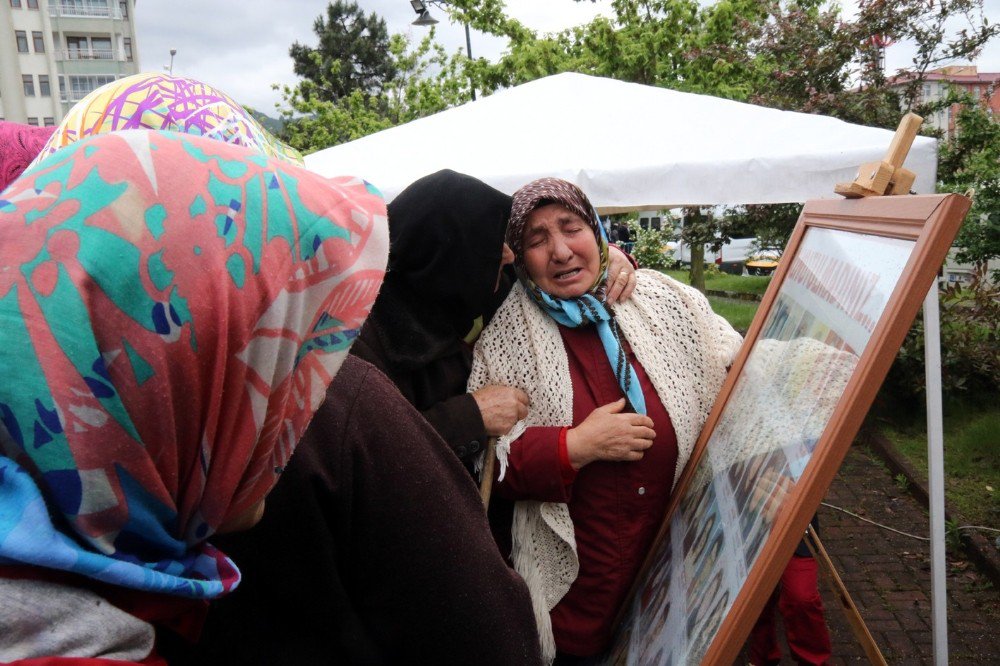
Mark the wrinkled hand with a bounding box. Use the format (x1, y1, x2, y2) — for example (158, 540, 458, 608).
(567, 398, 656, 470)
(472, 385, 530, 436)
(605, 245, 637, 305)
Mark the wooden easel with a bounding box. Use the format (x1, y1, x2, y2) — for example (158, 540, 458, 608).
(835, 113, 923, 198)
(805, 527, 889, 665)
(813, 112, 926, 665)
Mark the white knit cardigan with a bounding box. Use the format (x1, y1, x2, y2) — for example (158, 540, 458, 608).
(469, 270, 742, 662)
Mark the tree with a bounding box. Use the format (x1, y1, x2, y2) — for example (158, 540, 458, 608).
(278, 31, 468, 153)
(938, 90, 1000, 275)
(289, 1, 398, 103)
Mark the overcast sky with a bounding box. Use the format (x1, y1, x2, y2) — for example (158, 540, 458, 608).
(135, 0, 1000, 115)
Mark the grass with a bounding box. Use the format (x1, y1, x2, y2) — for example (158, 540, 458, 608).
(706, 296, 759, 332)
(881, 399, 1000, 530)
(661, 268, 773, 296)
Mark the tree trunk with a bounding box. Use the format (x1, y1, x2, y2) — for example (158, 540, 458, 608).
(690, 242, 706, 293)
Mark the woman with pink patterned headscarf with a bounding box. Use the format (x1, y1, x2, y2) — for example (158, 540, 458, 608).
(0, 129, 388, 662)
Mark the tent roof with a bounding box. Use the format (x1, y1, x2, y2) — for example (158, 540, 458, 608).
(305, 73, 936, 211)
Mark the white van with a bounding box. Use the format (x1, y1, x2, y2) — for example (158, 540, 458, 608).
(664, 236, 756, 275)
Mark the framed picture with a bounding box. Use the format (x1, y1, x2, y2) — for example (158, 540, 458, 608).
(610, 194, 971, 665)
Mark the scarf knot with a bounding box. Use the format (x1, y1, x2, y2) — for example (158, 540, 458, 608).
(533, 289, 647, 415)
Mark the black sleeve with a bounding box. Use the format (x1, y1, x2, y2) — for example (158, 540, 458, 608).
(421, 391, 489, 463)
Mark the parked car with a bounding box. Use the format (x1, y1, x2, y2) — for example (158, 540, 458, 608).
(745, 247, 782, 276)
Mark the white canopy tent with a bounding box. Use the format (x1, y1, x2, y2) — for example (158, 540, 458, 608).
(305, 72, 936, 210)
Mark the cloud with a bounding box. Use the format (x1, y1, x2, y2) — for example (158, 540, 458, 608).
(135, 0, 997, 114)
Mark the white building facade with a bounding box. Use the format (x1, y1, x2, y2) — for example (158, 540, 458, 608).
(1, 0, 140, 126)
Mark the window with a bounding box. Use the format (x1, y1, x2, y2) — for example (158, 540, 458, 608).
(39, 74, 50, 96)
(10, 0, 22, 8)
(27, 117, 38, 126)
(123, 37, 132, 61)
(66, 36, 86, 59)
(119, 1, 127, 18)
(67, 74, 117, 101)
(15, 30, 28, 53)
(27, 0, 37, 8)
(32, 31, 44, 53)
(43, 117, 55, 127)
(22, 74, 34, 97)
(91, 36, 112, 59)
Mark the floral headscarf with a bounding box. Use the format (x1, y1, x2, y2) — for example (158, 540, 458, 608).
(506, 177, 645, 414)
(0, 130, 388, 597)
(30, 73, 302, 168)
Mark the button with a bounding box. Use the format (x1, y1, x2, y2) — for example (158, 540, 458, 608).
(637, 486, 646, 496)
(456, 445, 468, 458)
(469, 440, 481, 454)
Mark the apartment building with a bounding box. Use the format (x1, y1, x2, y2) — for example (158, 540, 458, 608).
(1, 0, 140, 126)
(889, 65, 1000, 138)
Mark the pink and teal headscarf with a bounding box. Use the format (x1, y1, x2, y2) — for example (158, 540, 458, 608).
(30, 72, 302, 169)
(0, 130, 388, 598)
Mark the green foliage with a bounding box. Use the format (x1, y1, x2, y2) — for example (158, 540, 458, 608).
(894, 473, 910, 492)
(289, 1, 397, 103)
(277, 31, 467, 153)
(882, 399, 1000, 532)
(884, 269, 1000, 402)
(705, 295, 759, 332)
(628, 221, 675, 270)
(938, 93, 1000, 274)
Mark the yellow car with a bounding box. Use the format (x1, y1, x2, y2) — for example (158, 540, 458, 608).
(745, 248, 782, 276)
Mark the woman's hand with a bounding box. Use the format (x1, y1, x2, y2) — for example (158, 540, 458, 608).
(605, 245, 637, 304)
(472, 385, 530, 436)
(566, 398, 656, 470)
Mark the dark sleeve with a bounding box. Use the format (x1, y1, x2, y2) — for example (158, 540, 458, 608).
(421, 392, 489, 462)
(197, 358, 541, 666)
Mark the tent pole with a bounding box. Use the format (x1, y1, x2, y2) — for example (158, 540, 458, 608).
(923, 285, 948, 665)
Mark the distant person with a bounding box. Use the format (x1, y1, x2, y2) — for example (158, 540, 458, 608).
(749, 530, 831, 666)
(470, 177, 741, 662)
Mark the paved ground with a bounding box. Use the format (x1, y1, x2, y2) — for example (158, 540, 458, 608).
(745, 445, 1000, 664)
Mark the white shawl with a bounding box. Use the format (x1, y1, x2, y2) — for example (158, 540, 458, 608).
(469, 270, 742, 662)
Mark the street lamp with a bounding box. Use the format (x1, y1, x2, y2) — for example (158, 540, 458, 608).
(409, 0, 476, 101)
(168, 48, 177, 75)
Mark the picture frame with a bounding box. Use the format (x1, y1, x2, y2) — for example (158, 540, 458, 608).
(609, 193, 971, 665)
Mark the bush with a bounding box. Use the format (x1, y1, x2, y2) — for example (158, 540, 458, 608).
(883, 267, 1000, 403)
(627, 222, 675, 270)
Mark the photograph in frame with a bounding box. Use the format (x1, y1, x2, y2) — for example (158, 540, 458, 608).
(607, 194, 971, 665)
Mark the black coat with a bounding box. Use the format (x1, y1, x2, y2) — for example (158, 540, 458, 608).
(193, 357, 542, 665)
(350, 169, 514, 464)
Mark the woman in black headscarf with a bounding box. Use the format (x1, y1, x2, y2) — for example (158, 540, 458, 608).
(352, 169, 637, 465)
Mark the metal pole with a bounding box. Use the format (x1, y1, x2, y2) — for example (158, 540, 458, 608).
(923, 285, 948, 665)
(463, 22, 476, 101)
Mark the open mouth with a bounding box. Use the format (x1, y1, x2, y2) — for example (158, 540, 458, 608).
(554, 267, 582, 281)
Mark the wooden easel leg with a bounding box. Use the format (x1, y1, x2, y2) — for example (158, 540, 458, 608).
(804, 527, 888, 666)
(479, 437, 497, 508)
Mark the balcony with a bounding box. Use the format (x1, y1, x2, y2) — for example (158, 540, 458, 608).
(49, 3, 122, 20)
(59, 48, 116, 60)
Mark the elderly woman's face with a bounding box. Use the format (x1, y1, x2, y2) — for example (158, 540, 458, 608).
(522, 203, 600, 299)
